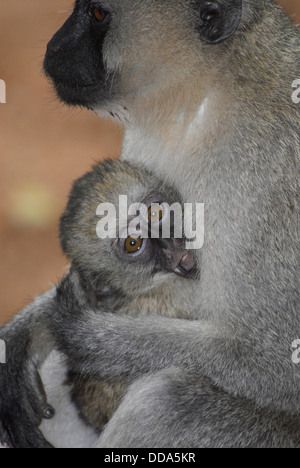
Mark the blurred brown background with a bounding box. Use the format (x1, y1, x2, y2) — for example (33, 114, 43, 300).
(0, 1, 299, 325)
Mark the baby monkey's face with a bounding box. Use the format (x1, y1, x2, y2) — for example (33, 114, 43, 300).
(60, 161, 198, 298)
(115, 193, 197, 279)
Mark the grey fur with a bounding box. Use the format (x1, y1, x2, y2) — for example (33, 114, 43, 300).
(1, 0, 300, 448)
(53, 159, 198, 434)
(97, 369, 300, 448)
(0, 290, 56, 448)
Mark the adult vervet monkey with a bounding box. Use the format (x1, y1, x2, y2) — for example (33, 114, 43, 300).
(0, 0, 300, 448)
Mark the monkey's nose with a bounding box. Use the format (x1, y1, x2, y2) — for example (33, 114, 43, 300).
(174, 252, 199, 279)
(179, 252, 197, 273)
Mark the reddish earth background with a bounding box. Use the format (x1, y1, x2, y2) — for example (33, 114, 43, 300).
(0, 1, 299, 325)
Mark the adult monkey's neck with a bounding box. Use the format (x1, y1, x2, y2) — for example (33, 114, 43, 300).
(121, 91, 226, 198)
(121, 0, 300, 202)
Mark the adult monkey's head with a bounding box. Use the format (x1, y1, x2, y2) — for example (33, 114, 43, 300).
(44, 0, 243, 122)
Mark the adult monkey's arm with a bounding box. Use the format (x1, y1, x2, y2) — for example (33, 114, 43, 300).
(0, 289, 56, 448)
(50, 276, 300, 415)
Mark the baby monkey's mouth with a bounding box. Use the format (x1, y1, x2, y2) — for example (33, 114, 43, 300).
(154, 238, 199, 280)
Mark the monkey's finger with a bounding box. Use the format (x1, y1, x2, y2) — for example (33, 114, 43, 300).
(0, 409, 54, 449)
(28, 364, 54, 418)
(0, 420, 12, 448)
(8, 424, 53, 449)
(42, 405, 55, 420)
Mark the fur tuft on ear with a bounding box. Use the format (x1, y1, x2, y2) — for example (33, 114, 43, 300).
(195, 0, 243, 44)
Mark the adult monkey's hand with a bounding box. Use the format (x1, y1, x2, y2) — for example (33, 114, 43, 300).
(0, 290, 56, 448)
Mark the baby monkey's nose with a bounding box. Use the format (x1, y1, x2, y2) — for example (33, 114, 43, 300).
(153, 237, 199, 279)
(174, 251, 199, 279)
(180, 252, 197, 273)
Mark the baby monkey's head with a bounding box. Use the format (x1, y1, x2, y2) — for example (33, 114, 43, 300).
(60, 160, 198, 301)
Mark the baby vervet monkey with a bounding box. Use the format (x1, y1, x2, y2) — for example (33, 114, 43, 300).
(44, 159, 199, 437)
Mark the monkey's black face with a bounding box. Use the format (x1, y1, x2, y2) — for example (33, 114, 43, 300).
(44, 0, 243, 112)
(44, 0, 114, 107)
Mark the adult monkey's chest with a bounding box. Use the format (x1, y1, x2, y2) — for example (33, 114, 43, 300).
(121, 127, 244, 318)
(121, 124, 290, 322)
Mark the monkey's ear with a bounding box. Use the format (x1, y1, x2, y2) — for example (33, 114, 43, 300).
(196, 0, 242, 44)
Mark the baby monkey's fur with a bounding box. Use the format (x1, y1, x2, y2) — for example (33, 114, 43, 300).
(51, 160, 198, 432)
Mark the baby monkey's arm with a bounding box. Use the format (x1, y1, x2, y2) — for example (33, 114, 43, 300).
(50, 273, 293, 412)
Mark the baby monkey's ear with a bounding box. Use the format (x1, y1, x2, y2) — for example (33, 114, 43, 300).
(196, 0, 242, 44)
(75, 268, 125, 309)
(91, 284, 123, 308)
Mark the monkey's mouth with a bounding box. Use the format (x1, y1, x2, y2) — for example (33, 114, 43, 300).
(48, 79, 110, 108)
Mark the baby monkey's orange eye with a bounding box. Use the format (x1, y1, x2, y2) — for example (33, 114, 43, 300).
(124, 235, 143, 253)
(94, 7, 106, 22)
(148, 204, 163, 223)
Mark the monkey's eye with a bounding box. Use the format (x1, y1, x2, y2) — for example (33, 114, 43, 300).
(94, 7, 107, 22)
(148, 204, 163, 223)
(124, 235, 143, 254)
